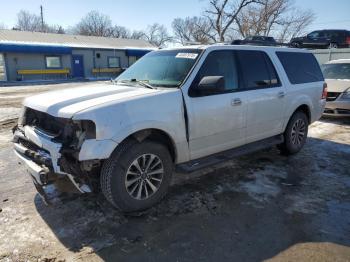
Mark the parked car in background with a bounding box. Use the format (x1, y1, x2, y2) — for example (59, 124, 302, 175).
(13, 45, 326, 212)
(290, 29, 350, 49)
(232, 36, 278, 46)
(321, 59, 350, 116)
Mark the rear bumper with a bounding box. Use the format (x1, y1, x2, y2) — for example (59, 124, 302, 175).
(324, 100, 350, 116)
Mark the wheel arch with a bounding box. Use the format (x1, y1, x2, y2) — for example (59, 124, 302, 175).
(116, 128, 178, 163)
(294, 104, 311, 124)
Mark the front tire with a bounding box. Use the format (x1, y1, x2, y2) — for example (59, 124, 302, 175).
(100, 140, 173, 212)
(278, 111, 308, 155)
(291, 42, 301, 48)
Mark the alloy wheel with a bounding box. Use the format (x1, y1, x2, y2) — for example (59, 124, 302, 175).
(291, 119, 306, 146)
(125, 154, 164, 200)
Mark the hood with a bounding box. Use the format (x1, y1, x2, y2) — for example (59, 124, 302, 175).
(23, 83, 162, 118)
(325, 79, 350, 93)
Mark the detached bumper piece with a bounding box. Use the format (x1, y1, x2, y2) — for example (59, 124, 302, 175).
(14, 144, 53, 204)
(13, 126, 92, 203)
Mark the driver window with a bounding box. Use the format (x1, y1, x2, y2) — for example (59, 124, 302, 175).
(191, 50, 239, 95)
(308, 31, 322, 38)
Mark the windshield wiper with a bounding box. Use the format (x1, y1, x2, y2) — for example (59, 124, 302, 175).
(118, 79, 155, 89)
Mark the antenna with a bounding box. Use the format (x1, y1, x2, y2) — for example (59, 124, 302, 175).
(40, 5, 44, 32)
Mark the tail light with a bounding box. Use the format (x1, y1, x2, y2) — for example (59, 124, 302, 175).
(347, 36, 350, 45)
(322, 82, 328, 99)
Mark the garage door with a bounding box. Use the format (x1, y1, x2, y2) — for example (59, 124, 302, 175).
(0, 53, 6, 81)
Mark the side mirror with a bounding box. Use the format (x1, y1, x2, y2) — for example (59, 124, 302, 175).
(197, 76, 225, 93)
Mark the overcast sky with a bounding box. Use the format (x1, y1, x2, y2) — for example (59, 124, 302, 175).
(1, 0, 350, 33)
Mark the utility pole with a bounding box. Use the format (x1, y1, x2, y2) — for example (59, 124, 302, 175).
(40, 5, 44, 32)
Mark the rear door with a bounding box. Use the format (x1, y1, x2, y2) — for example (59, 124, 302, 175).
(186, 50, 248, 160)
(236, 50, 285, 143)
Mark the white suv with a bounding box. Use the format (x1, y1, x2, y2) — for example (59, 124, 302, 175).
(13, 45, 326, 211)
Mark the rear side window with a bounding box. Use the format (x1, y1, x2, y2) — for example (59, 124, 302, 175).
(237, 50, 280, 89)
(276, 52, 324, 84)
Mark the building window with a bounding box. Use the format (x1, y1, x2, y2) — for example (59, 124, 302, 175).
(108, 57, 120, 68)
(46, 56, 61, 68)
(128, 56, 138, 66)
(0, 53, 6, 81)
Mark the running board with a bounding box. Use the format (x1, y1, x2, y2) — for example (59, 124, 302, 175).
(176, 135, 284, 173)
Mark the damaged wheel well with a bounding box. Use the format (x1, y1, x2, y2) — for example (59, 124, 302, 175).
(122, 129, 177, 162)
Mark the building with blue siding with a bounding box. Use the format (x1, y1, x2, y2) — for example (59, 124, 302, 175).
(0, 29, 155, 82)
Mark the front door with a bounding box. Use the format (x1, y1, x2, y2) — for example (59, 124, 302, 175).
(186, 50, 247, 160)
(236, 50, 285, 143)
(72, 55, 84, 78)
(304, 31, 327, 47)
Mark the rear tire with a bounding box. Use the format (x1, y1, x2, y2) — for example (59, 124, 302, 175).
(100, 139, 173, 212)
(278, 111, 308, 155)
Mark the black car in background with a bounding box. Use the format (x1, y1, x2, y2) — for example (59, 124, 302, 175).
(290, 29, 350, 49)
(232, 36, 278, 46)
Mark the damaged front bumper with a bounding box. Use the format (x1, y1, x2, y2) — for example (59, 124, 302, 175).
(13, 125, 92, 203)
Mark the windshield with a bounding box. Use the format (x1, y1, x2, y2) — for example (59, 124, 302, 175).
(321, 63, 350, 79)
(116, 49, 202, 88)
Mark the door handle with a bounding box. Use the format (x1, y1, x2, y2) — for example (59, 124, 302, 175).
(231, 98, 242, 106)
(277, 91, 285, 98)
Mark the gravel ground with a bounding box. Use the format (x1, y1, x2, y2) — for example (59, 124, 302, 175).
(0, 83, 349, 261)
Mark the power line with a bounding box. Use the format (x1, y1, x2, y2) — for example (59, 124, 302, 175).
(40, 5, 44, 32)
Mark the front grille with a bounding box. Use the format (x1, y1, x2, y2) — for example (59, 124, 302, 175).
(326, 92, 341, 102)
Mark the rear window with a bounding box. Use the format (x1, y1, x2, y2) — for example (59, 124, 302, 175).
(276, 52, 324, 84)
(321, 63, 350, 79)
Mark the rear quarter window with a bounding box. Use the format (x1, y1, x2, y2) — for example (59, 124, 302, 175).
(276, 52, 324, 84)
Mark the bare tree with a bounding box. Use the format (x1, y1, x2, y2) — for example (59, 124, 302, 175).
(234, 0, 315, 41)
(112, 25, 131, 38)
(130, 30, 146, 40)
(15, 10, 66, 34)
(74, 11, 113, 37)
(277, 8, 314, 42)
(204, 0, 261, 42)
(141, 23, 172, 47)
(16, 10, 42, 32)
(0, 23, 6, 30)
(172, 16, 215, 44)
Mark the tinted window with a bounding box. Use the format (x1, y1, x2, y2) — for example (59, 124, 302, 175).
(266, 37, 276, 42)
(276, 52, 324, 84)
(308, 31, 324, 38)
(191, 50, 239, 95)
(237, 50, 280, 89)
(321, 63, 350, 79)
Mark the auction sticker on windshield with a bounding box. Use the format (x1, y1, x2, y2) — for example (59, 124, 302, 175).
(176, 53, 198, 59)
